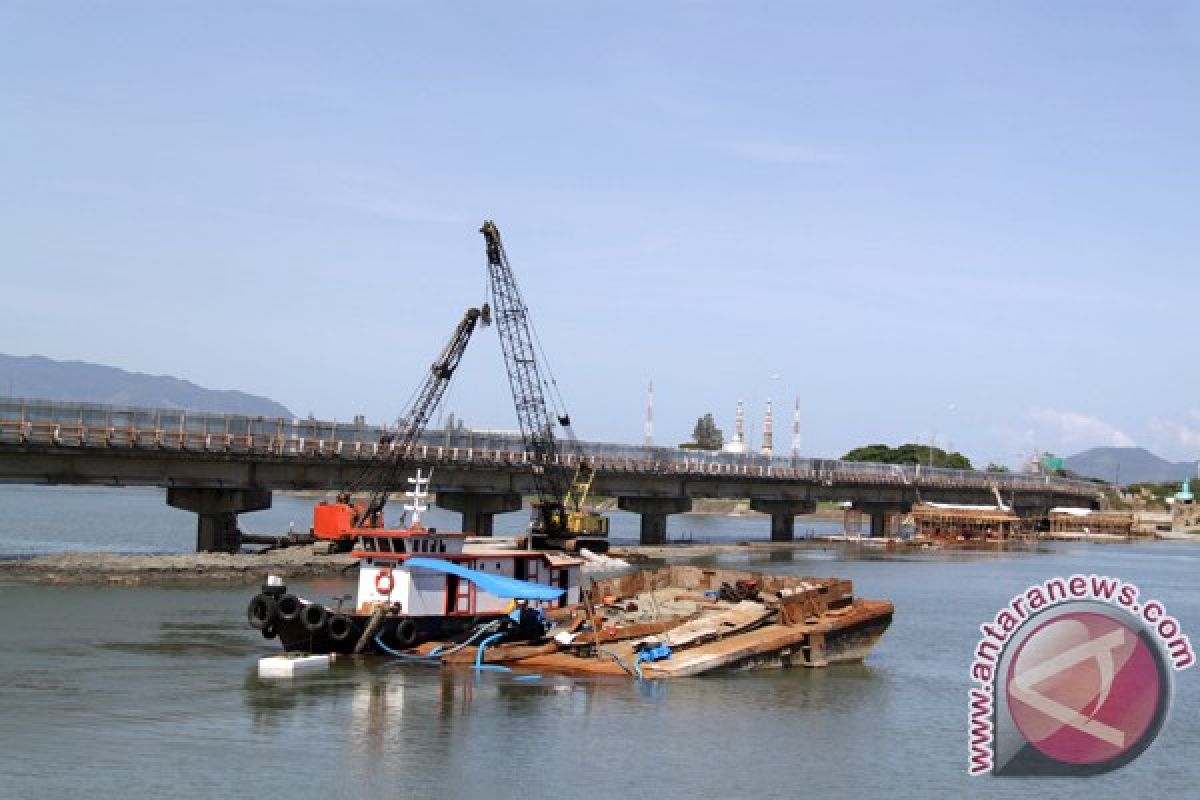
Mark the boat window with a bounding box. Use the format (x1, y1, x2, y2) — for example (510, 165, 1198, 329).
(439, 541, 446, 553)
(379, 538, 393, 553)
(393, 540, 406, 553)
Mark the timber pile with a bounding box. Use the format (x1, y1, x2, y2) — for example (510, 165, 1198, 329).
(429, 566, 893, 679)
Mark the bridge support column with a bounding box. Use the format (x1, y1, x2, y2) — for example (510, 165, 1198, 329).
(436, 492, 523, 536)
(750, 499, 817, 542)
(853, 502, 911, 538)
(617, 497, 692, 545)
(166, 488, 272, 553)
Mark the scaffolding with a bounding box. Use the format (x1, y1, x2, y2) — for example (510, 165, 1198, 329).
(1048, 508, 1134, 537)
(910, 503, 1021, 541)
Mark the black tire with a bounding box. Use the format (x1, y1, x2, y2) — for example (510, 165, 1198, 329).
(301, 603, 328, 633)
(328, 614, 353, 642)
(247, 594, 277, 630)
(277, 594, 302, 623)
(394, 618, 418, 648)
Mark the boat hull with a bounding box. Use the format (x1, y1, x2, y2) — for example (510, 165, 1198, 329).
(263, 611, 505, 656)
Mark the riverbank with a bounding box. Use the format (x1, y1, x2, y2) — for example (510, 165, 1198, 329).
(0, 545, 355, 585)
(4, 529, 1192, 586)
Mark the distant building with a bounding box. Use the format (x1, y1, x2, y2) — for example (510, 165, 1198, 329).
(722, 401, 748, 454)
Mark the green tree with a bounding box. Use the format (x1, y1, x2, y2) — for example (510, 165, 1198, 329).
(686, 413, 724, 450)
(986, 463, 1010, 473)
(842, 442, 974, 470)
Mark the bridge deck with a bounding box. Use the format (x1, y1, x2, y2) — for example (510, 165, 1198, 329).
(0, 399, 1100, 501)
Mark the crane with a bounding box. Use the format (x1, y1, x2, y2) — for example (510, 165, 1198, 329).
(480, 219, 609, 552)
(311, 306, 485, 550)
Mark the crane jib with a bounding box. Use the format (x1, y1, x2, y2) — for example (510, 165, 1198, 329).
(350, 306, 482, 526)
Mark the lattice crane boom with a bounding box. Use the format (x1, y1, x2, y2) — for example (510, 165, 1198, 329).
(480, 220, 570, 515)
(352, 306, 483, 526)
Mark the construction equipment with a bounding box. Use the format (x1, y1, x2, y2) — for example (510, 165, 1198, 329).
(480, 219, 610, 552)
(311, 306, 484, 550)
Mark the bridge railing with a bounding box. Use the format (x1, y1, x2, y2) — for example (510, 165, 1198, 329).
(0, 397, 1102, 496)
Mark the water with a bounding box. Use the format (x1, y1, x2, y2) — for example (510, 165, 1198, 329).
(1, 488, 1198, 798)
(0, 485, 843, 556)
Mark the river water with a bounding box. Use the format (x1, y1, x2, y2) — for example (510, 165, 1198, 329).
(1, 486, 1198, 798)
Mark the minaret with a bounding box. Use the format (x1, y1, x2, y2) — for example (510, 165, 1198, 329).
(761, 398, 774, 456)
(791, 396, 800, 458)
(722, 401, 748, 454)
(644, 380, 654, 446)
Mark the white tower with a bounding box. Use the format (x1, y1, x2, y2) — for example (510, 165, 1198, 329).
(722, 401, 748, 454)
(761, 398, 774, 456)
(644, 380, 654, 447)
(791, 396, 800, 458)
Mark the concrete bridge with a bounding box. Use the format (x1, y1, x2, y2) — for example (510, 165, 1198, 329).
(0, 399, 1104, 550)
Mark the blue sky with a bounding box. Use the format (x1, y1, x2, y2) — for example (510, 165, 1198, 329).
(3, 1, 1199, 466)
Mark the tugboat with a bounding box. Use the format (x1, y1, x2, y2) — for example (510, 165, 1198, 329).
(247, 472, 585, 656)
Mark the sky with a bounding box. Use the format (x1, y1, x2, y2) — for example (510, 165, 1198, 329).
(3, 1, 1200, 468)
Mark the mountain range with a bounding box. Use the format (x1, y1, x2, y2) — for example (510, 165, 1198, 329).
(0, 353, 294, 418)
(1065, 446, 1197, 486)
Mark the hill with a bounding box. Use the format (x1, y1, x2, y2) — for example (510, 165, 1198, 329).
(0, 353, 294, 418)
(1065, 446, 1195, 485)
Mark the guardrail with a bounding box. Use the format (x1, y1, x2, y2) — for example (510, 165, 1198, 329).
(0, 397, 1102, 496)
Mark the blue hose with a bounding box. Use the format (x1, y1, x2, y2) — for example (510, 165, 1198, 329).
(473, 632, 511, 672)
(376, 620, 502, 663)
(374, 633, 441, 661)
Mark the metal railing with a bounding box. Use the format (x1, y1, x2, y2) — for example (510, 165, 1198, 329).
(0, 397, 1102, 496)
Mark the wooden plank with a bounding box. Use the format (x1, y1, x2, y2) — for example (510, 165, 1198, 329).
(440, 642, 558, 664)
(656, 602, 770, 648)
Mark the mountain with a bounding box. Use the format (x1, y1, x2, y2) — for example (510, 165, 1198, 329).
(1065, 446, 1196, 485)
(0, 353, 295, 418)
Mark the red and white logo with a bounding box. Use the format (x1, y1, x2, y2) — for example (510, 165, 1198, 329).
(968, 576, 1191, 776)
(1006, 611, 1161, 766)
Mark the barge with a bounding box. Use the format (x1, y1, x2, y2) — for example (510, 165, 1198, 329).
(248, 521, 893, 677)
(461, 565, 894, 676)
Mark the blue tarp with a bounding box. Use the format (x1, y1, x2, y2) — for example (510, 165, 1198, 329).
(403, 557, 566, 601)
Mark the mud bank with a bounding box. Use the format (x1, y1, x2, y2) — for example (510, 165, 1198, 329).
(0, 546, 356, 585)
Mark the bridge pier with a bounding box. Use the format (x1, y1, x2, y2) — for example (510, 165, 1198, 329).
(853, 502, 911, 538)
(436, 492, 523, 536)
(166, 487, 273, 553)
(617, 497, 692, 545)
(750, 498, 817, 542)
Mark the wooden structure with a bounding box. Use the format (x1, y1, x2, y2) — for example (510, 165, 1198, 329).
(1048, 507, 1134, 538)
(909, 502, 1021, 540)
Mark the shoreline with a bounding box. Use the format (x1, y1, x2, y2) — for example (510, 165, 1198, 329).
(1, 532, 1189, 586)
(0, 546, 356, 586)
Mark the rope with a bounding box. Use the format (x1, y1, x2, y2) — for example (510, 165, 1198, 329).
(597, 647, 637, 678)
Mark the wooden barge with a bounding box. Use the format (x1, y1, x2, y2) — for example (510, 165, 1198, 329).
(423, 565, 893, 678)
(249, 512, 893, 678)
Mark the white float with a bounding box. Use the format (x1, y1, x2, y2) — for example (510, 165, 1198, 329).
(258, 654, 332, 678)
